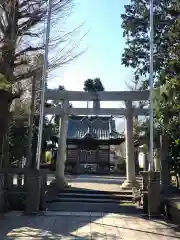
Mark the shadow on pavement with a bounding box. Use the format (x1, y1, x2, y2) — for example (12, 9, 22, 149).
(1, 175, 179, 239)
(1, 213, 180, 239)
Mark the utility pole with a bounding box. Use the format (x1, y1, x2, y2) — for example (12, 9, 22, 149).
(149, 0, 154, 171)
(36, 0, 52, 169)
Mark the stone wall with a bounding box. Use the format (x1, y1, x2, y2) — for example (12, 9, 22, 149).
(167, 199, 180, 225)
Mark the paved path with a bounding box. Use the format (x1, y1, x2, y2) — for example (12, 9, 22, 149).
(66, 175, 128, 192)
(1, 211, 180, 239)
(8, 175, 179, 239)
(14, 174, 132, 192)
(47, 174, 142, 192)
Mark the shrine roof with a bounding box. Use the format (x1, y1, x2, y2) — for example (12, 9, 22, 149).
(67, 116, 123, 140)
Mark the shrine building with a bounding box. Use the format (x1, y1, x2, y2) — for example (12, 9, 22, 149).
(63, 115, 124, 174)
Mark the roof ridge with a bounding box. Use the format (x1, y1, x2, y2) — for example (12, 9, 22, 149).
(67, 116, 121, 140)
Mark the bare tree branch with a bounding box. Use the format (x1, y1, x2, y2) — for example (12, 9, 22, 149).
(15, 46, 43, 58)
(0, 0, 87, 85)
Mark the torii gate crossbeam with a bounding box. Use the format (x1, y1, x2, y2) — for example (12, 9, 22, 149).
(45, 89, 150, 101)
(44, 107, 149, 116)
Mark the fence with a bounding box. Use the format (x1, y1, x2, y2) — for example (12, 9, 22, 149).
(0, 168, 50, 212)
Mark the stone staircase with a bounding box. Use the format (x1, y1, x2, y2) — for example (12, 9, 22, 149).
(46, 187, 141, 213)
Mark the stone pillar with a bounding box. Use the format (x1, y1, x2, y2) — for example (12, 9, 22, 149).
(56, 114, 68, 176)
(39, 170, 48, 210)
(0, 189, 5, 213)
(55, 100, 69, 188)
(121, 100, 137, 189)
(25, 170, 41, 214)
(148, 171, 161, 216)
(140, 171, 148, 214)
(140, 171, 161, 216)
(0, 174, 5, 213)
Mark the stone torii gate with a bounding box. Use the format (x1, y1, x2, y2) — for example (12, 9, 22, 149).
(44, 89, 150, 188)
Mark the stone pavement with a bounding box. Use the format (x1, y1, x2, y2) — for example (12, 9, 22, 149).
(47, 174, 142, 192)
(0, 211, 180, 240)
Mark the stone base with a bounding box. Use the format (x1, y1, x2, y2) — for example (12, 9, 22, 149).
(167, 200, 180, 225)
(121, 180, 140, 190)
(25, 170, 41, 214)
(0, 190, 6, 213)
(55, 173, 71, 191)
(39, 171, 48, 211)
(148, 171, 161, 217)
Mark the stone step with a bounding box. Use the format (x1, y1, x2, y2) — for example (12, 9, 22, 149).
(59, 189, 132, 196)
(47, 195, 132, 204)
(59, 188, 133, 195)
(46, 201, 141, 214)
(57, 192, 132, 199)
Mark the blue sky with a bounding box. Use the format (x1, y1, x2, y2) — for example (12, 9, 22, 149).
(48, 0, 133, 130)
(49, 0, 133, 92)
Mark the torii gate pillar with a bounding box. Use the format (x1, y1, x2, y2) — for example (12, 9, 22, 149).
(121, 100, 138, 189)
(55, 100, 69, 188)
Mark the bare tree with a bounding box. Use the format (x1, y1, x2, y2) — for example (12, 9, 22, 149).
(0, 0, 83, 82)
(0, 0, 86, 161)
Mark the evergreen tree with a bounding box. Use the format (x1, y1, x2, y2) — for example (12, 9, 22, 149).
(121, 0, 180, 180)
(84, 78, 104, 92)
(121, 0, 180, 85)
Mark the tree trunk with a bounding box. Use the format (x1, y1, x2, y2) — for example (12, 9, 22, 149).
(55, 114, 69, 189)
(27, 75, 36, 168)
(134, 150, 139, 174)
(0, 90, 12, 168)
(160, 134, 170, 197)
